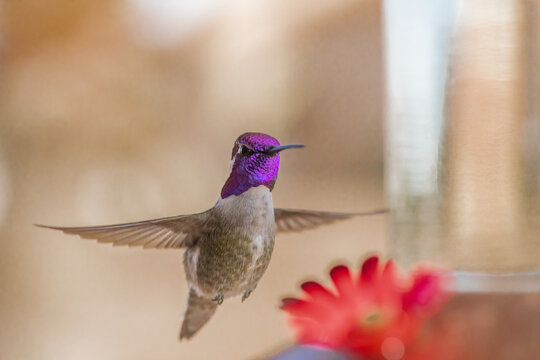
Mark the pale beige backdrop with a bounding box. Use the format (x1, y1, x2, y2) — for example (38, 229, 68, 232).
(0, 0, 386, 359)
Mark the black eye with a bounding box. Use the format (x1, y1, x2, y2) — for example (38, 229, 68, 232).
(241, 145, 253, 156)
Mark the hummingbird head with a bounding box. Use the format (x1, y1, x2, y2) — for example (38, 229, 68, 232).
(221, 132, 304, 198)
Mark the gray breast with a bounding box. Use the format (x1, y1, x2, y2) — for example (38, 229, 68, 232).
(215, 185, 275, 234)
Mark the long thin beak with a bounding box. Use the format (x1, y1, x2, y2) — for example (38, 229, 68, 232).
(267, 144, 305, 154)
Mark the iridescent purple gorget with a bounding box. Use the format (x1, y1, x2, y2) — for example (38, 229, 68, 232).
(220, 133, 303, 198)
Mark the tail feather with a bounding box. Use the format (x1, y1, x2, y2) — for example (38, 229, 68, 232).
(179, 288, 218, 340)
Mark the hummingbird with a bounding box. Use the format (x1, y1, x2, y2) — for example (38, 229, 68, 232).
(37, 132, 386, 340)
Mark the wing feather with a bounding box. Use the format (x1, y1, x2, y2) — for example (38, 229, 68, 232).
(274, 208, 388, 233)
(36, 211, 208, 249)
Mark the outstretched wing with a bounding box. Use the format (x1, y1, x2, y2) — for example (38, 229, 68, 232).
(274, 208, 388, 233)
(36, 212, 209, 249)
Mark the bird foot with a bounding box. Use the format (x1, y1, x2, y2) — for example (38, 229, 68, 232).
(241, 290, 252, 302)
(212, 293, 224, 305)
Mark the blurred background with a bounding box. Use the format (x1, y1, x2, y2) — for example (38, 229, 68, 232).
(3, 0, 540, 359)
(0, 0, 387, 359)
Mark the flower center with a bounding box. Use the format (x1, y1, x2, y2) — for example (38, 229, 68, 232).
(360, 309, 386, 330)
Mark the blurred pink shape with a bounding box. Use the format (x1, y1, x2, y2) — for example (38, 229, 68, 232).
(281, 256, 452, 359)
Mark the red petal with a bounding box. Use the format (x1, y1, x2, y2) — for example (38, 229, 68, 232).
(330, 265, 356, 299)
(300, 281, 341, 321)
(403, 270, 451, 316)
(381, 260, 396, 282)
(379, 260, 402, 301)
(356, 257, 381, 304)
(280, 298, 310, 315)
(360, 256, 379, 284)
(280, 297, 300, 308)
(282, 295, 343, 324)
(301, 281, 335, 301)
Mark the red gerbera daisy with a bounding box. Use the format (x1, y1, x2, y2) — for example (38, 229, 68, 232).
(281, 257, 452, 360)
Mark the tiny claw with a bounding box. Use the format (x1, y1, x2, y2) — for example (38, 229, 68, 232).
(212, 294, 224, 305)
(241, 290, 252, 302)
